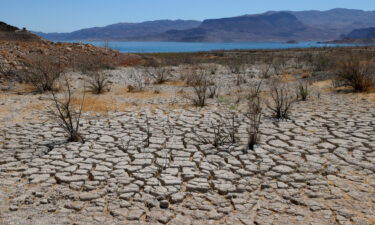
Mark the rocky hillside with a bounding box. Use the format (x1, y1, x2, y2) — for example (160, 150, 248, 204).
(289, 8, 375, 35)
(343, 27, 375, 39)
(326, 27, 375, 44)
(0, 21, 43, 42)
(0, 22, 143, 81)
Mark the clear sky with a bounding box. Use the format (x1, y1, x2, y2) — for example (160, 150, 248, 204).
(0, 0, 374, 33)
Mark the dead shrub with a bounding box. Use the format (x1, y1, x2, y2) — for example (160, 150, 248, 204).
(19, 54, 65, 93)
(48, 76, 85, 142)
(266, 79, 296, 119)
(247, 80, 263, 99)
(206, 64, 218, 75)
(129, 68, 147, 92)
(86, 70, 111, 94)
(228, 59, 247, 86)
(207, 83, 219, 99)
(192, 114, 238, 148)
(73, 53, 118, 73)
(311, 54, 333, 72)
(245, 94, 262, 150)
(145, 66, 170, 84)
(259, 57, 273, 79)
(334, 55, 375, 92)
(272, 57, 287, 76)
(184, 66, 211, 107)
(193, 120, 229, 148)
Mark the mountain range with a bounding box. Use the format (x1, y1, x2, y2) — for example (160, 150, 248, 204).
(33, 8, 375, 42)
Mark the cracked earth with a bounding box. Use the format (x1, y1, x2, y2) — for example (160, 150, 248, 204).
(1, 91, 374, 225)
(0, 67, 375, 224)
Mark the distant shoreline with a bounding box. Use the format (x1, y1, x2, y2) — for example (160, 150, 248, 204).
(55, 41, 371, 53)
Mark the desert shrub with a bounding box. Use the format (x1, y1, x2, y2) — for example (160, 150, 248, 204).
(296, 81, 309, 101)
(20, 54, 65, 93)
(266, 79, 296, 119)
(247, 80, 263, 99)
(129, 68, 147, 92)
(184, 66, 212, 107)
(311, 53, 334, 72)
(48, 76, 85, 142)
(227, 111, 238, 144)
(73, 53, 118, 73)
(245, 94, 262, 150)
(206, 64, 218, 75)
(207, 83, 219, 99)
(145, 65, 170, 84)
(192, 112, 238, 148)
(0, 62, 16, 91)
(258, 55, 275, 79)
(193, 120, 230, 148)
(86, 70, 111, 94)
(334, 55, 374, 92)
(227, 58, 247, 86)
(143, 115, 151, 148)
(0, 62, 14, 80)
(191, 80, 209, 107)
(272, 56, 287, 76)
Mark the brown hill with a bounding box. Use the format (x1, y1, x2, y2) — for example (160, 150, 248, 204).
(0, 21, 43, 42)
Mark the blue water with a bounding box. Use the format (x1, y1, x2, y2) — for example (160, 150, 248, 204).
(83, 41, 366, 53)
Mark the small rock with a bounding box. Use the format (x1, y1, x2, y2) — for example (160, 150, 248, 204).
(159, 200, 169, 209)
(127, 209, 144, 220)
(79, 192, 100, 201)
(9, 205, 18, 211)
(272, 165, 294, 174)
(48, 207, 57, 212)
(65, 201, 85, 211)
(40, 198, 48, 204)
(34, 192, 44, 198)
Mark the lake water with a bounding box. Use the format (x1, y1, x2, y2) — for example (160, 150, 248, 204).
(83, 41, 366, 53)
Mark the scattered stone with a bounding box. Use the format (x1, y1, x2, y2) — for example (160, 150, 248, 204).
(79, 192, 101, 201)
(159, 200, 169, 209)
(9, 205, 18, 211)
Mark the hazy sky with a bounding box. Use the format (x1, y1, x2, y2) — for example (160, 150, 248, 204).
(1, 0, 374, 32)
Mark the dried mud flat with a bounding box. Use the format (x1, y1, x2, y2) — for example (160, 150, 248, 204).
(0, 72, 375, 225)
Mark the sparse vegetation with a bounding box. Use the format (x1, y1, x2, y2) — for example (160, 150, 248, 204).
(207, 83, 219, 99)
(193, 119, 230, 148)
(184, 66, 212, 107)
(129, 67, 147, 92)
(48, 76, 85, 142)
(227, 58, 247, 86)
(334, 55, 375, 92)
(86, 70, 111, 94)
(192, 112, 239, 148)
(19, 54, 65, 93)
(145, 65, 170, 84)
(296, 81, 310, 101)
(245, 92, 262, 150)
(266, 79, 295, 119)
(73, 53, 119, 73)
